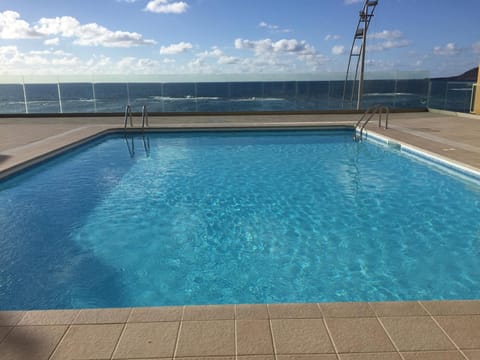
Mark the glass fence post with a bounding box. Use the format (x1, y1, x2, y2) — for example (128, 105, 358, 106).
(22, 76, 29, 114)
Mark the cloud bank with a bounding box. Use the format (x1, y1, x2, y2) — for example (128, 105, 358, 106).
(0, 11, 156, 47)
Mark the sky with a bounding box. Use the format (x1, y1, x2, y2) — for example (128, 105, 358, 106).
(0, 0, 479, 78)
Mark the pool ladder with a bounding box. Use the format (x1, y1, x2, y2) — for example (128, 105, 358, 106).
(123, 105, 150, 158)
(123, 105, 149, 131)
(353, 105, 389, 141)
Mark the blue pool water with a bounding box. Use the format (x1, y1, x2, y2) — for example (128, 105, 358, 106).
(0, 130, 479, 310)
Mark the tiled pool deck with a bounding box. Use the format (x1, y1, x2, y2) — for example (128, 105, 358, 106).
(0, 111, 479, 359)
(1, 301, 480, 360)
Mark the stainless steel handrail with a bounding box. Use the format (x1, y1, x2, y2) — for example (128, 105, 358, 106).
(124, 105, 133, 129)
(141, 105, 149, 130)
(354, 105, 389, 141)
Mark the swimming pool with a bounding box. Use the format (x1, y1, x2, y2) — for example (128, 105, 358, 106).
(0, 129, 479, 310)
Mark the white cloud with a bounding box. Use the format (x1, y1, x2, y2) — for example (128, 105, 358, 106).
(0, 11, 156, 47)
(366, 30, 411, 52)
(369, 30, 403, 40)
(332, 45, 345, 55)
(44, 37, 60, 46)
(433, 42, 461, 56)
(35, 17, 156, 47)
(235, 38, 316, 56)
(369, 39, 411, 52)
(344, 0, 363, 4)
(145, 0, 189, 14)
(0, 45, 85, 72)
(234, 38, 326, 71)
(218, 55, 238, 65)
(0, 10, 43, 39)
(325, 34, 341, 41)
(195, 47, 239, 66)
(160, 41, 193, 54)
(0, 45, 173, 75)
(258, 21, 291, 34)
(472, 42, 480, 54)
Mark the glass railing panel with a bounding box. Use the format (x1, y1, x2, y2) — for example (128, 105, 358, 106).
(427, 80, 447, 110)
(24, 83, 61, 113)
(195, 82, 231, 112)
(0, 72, 432, 115)
(0, 84, 26, 114)
(329, 80, 353, 110)
(445, 81, 474, 113)
(93, 83, 129, 113)
(295, 81, 330, 110)
(394, 79, 429, 109)
(162, 82, 197, 112)
(229, 82, 264, 112)
(362, 79, 396, 108)
(59, 83, 96, 113)
(262, 81, 297, 111)
(127, 83, 164, 112)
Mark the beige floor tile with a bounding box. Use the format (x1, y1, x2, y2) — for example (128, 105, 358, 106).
(369, 302, 428, 317)
(129, 306, 183, 322)
(277, 355, 338, 360)
(175, 320, 235, 357)
(51, 324, 123, 360)
(113, 322, 179, 359)
(237, 320, 274, 355)
(0, 312, 25, 326)
(421, 301, 480, 315)
(18, 309, 79, 325)
(0, 325, 67, 360)
(326, 317, 395, 353)
(183, 305, 235, 320)
(401, 350, 466, 360)
(463, 349, 480, 360)
(176, 357, 234, 360)
(380, 317, 455, 351)
(268, 304, 322, 319)
(270, 319, 334, 354)
(320, 303, 375, 318)
(236, 304, 269, 320)
(239, 356, 275, 360)
(0, 327, 12, 343)
(74, 308, 131, 324)
(435, 315, 480, 349)
(339, 353, 401, 360)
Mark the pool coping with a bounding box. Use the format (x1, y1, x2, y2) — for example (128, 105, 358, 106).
(1, 301, 479, 359)
(362, 129, 480, 182)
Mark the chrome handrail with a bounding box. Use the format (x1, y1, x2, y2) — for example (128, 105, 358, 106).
(124, 105, 133, 129)
(354, 105, 389, 141)
(141, 105, 149, 130)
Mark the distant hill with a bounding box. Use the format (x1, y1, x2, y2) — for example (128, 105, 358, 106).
(432, 67, 478, 81)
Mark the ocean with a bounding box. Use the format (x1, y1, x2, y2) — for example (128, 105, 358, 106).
(0, 79, 474, 114)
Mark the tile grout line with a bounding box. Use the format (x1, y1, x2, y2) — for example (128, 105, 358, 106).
(0, 311, 28, 346)
(316, 303, 340, 358)
(47, 324, 71, 360)
(376, 316, 406, 360)
(172, 306, 186, 359)
(417, 301, 470, 360)
(234, 305, 238, 360)
(266, 305, 279, 360)
(367, 296, 407, 360)
(125, 307, 134, 323)
(109, 319, 129, 360)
